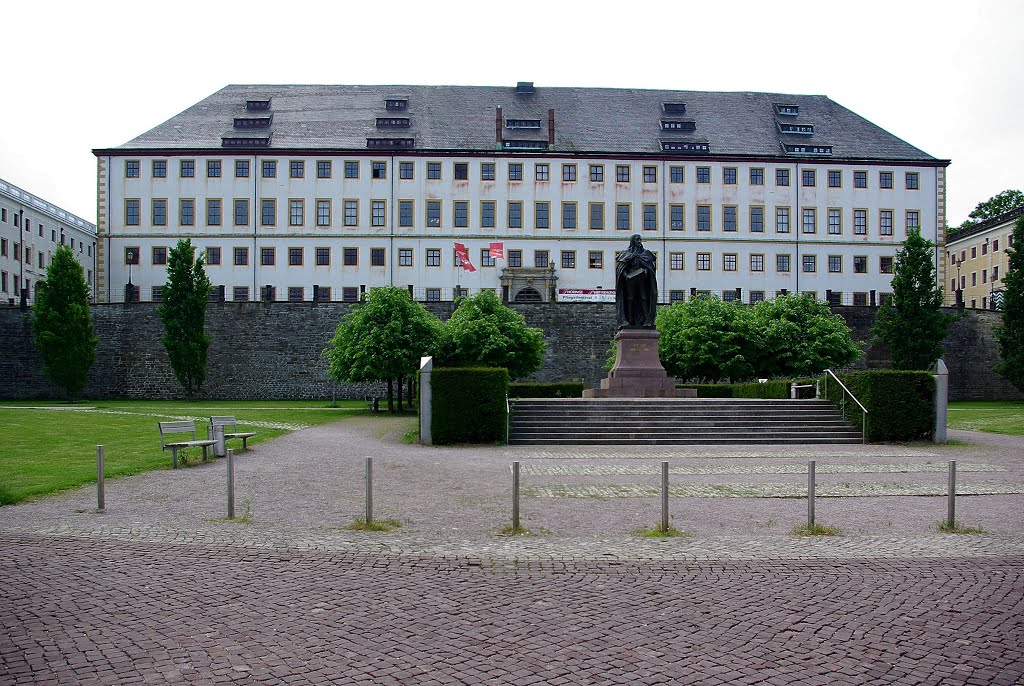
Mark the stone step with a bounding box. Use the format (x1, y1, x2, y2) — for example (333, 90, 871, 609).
(508, 436, 864, 445)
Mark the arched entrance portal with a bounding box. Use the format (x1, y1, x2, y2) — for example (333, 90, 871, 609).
(514, 287, 543, 303)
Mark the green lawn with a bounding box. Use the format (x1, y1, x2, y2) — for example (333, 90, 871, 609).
(948, 401, 1024, 436)
(0, 400, 366, 506)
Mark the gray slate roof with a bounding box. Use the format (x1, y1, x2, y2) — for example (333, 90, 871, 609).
(100, 84, 943, 163)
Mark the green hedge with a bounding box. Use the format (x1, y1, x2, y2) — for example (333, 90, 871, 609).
(431, 367, 510, 444)
(833, 371, 934, 442)
(678, 379, 817, 399)
(509, 382, 585, 398)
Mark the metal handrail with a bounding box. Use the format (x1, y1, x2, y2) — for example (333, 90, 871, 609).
(822, 369, 868, 444)
(506, 395, 511, 445)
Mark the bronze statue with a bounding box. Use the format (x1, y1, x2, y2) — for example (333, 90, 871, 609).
(615, 234, 658, 328)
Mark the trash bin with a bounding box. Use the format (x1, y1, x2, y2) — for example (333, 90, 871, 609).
(209, 423, 226, 458)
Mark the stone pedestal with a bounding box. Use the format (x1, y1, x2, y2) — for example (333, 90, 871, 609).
(583, 328, 696, 398)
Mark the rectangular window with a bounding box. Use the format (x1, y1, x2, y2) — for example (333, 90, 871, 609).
(152, 160, 166, 178)
(286, 287, 303, 303)
(828, 255, 842, 273)
(372, 200, 386, 227)
(398, 249, 413, 267)
(424, 288, 440, 302)
(317, 199, 331, 227)
(670, 166, 684, 183)
(343, 287, 360, 303)
(696, 166, 711, 184)
(670, 252, 684, 270)
(697, 205, 711, 231)
(802, 169, 816, 187)
(481, 163, 496, 181)
(317, 160, 332, 179)
(589, 202, 605, 230)
(880, 210, 894, 236)
(534, 202, 550, 229)
(562, 164, 577, 182)
(750, 254, 764, 272)
(614, 165, 629, 183)
(534, 250, 549, 268)
(454, 201, 469, 228)
(776, 169, 790, 186)
(427, 161, 442, 179)
(828, 208, 842, 235)
(179, 199, 195, 226)
(454, 162, 469, 180)
(207, 199, 222, 226)
(509, 163, 523, 181)
(234, 247, 248, 266)
(723, 167, 737, 185)
(777, 254, 791, 272)
(750, 206, 764, 233)
(371, 248, 385, 267)
(828, 170, 841, 188)
(261, 199, 276, 226)
(233, 287, 250, 302)
(643, 166, 658, 183)
(750, 167, 764, 185)
(776, 207, 790, 233)
(906, 210, 920, 231)
(481, 249, 495, 267)
(670, 204, 685, 231)
(125, 199, 140, 226)
(344, 247, 358, 266)
(152, 199, 167, 226)
(289, 199, 304, 226)
(206, 247, 221, 265)
(152, 246, 167, 265)
(427, 200, 441, 227)
(399, 161, 414, 179)
(508, 249, 523, 267)
(880, 256, 894, 274)
(854, 256, 867, 273)
(854, 170, 867, 188)
(345, 160, 359, 178)
(854, 209, 867, 235)
(262, 160, 277, 178)
(561, 250, 576, 268)
(588, 251, 603, 269)
(880, 171, 893, 189)
(508, 201, 523, 228)
(316, 247, 330, 266)
(906, 172, 919, 190)
(697, 253, 711, 271)
(345, 200, 359, 227)
(616, 204, 631, 231)
(803, 255, 816, 273)
(207, 160, 222, 178)
(723, 253, 737, 271)
(426, 248, 441, 267)
(481, 201, 496, 228)
(723, 206, 737, 232)
(669, 290, 685, 303)
(643, 204, 658, 231)
(372, 161, 387, 179)
(261, 247, 276, 266)
(235, 160, 250, 178)
(399, 200, 414, 227)
(125, 160, 140, 178)
(802, 208, 816, 234)
(561, 202, 577, 229)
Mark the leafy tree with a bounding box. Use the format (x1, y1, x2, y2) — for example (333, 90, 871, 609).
(31, 245, 97, 400)
(435, 290, 546, 380)
(873, 228, 954, 370)
(751, 295, 861, 378)
(159, 239, 212, 399)
(955, 189, 1024, 233)
(323, 286, 442, 412)
(656, 296, 755, 383)
(995, 215, 1024, 391)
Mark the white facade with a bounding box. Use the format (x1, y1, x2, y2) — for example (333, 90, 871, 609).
(0, 178, 97, 305)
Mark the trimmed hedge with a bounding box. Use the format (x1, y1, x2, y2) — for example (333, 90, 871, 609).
(679, 379, 817, 399)
(431, 367, 510, 444)
(833, 370, 934, 442)
(510, 382, 585, 398)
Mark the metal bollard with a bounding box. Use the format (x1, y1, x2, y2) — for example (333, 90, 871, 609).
(947, 460, 957, 528)
(97, 445, 105, 511)
(365, 457, 373, 525)
(807, 460, 816, 527)
(661, 461, 670, 533)
(512, 461, 521, 530)
(227, 448, 235, 519)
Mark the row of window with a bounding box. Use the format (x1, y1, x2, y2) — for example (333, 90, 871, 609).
(951, 266, 1001, 290)
(950, 234, 1014, 264)
(666, 290, 886, 306)
(0, 207, 90, 253)
(126, 244, 894, 275)
(122, 198, 921, 236)
(122, 158, 922, 190)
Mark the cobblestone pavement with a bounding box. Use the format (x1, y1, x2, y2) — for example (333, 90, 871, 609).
(1, 418, 1023, 684)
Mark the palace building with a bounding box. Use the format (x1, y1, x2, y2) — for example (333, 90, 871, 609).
(92, 83, 948, 305)
(945, 206, 1022, 310)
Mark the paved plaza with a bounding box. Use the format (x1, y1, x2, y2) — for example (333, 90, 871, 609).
(1, 413, 1023, 685)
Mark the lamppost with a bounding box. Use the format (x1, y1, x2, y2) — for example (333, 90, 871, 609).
(126, 248, 136, 303)
(956, 263, 963, 308)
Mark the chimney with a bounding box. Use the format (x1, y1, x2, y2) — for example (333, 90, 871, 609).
(548, 108, 555, 146)
(496, 107, 503, 146)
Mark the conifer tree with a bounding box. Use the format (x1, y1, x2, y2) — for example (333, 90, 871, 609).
(995, 215, 1024, 391)
(159, 239, 211, 399)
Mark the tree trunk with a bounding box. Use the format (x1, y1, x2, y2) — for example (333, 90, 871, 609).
(397, 375, 404, 412)
(387, 379, 395, 413)
(408, 378, 415, 407)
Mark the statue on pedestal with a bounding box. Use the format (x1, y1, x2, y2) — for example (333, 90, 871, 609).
(615, 234, 658, 328)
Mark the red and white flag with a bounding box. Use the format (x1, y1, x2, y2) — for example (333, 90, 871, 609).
(488, 242, 504, 260)
(454, 242, 476, 272)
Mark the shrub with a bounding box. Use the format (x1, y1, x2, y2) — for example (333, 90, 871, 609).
(833, 370, 934, 441)
(432, 368, 510, 444)
(509, 382, 585, 398)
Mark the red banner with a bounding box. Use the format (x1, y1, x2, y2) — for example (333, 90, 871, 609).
(454, 242, 476, 272)
(488, 242, 504, 259)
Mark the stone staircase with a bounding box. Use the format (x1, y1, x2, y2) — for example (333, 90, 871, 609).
(508, 398, 863, 445)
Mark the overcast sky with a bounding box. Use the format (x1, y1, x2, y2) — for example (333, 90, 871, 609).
(2, 0, 1021, 228)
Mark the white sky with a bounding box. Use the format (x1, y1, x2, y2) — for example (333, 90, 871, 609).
(1, 0, 1021, 228)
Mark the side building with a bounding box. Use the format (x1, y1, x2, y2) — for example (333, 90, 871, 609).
(92, 83, 949, 305)
(945, 206, 1023, 310)
(0, 178, 97, 306)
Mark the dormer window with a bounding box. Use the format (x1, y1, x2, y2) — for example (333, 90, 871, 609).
(776, 104, 800, 116)
(222, 134, 272, 148)
(376, 117, 411, 128)
(385, 98, 408, 110)
(660, 141, 709, 152)
(778, 122, 814, 135)
(234, 115, 273, 129)
(246, 98, 271, 111)
(503, 140, 548, 150)
(784, 144, 832, 155)
(506, 118, 541, 129)
(661, 120, 696, 132)
(663, 102, 686, 114)
(366, 137, 415, 149)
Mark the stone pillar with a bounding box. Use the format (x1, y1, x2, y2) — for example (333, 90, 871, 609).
(933, 358, 948, 444)
(419, 356, 433, 445)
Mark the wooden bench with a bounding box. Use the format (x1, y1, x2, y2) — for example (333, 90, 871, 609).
(210, 416, 257, 451)
(158, 420, 217, 469)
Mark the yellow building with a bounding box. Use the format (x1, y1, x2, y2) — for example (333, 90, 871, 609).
(945, 206, 1022, 310)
